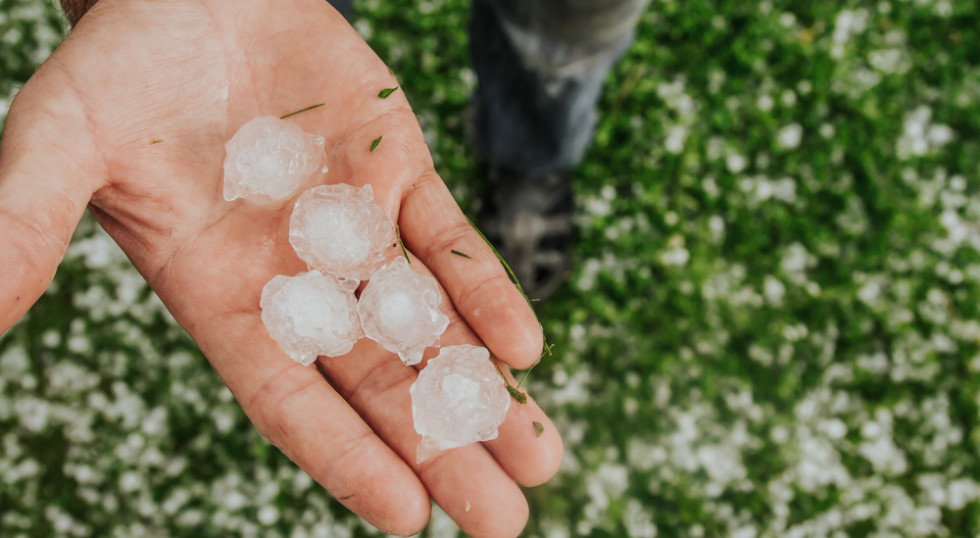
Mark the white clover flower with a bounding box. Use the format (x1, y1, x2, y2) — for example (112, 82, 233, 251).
(726, 153, 748, 173)
(776, 123, 803, 149)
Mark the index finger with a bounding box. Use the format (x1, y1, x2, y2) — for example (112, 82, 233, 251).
(398, 170, 544, 369)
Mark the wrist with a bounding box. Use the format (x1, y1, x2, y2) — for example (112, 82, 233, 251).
(60, 0, 100, 26)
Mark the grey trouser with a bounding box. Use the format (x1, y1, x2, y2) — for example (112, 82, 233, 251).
(330, 0, 648, 176)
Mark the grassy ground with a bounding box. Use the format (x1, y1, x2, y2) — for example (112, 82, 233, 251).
(2, 0, 980, 536)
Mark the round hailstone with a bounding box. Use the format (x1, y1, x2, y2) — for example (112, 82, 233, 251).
(223, 116, 326, 204)
(289, 183, 396, 281)
(410, 345, 511, 462)
(358, 257, 449, 366)
(260, 271, 361, 365)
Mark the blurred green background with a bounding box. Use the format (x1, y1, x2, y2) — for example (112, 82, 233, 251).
(2, 0, 980, 536)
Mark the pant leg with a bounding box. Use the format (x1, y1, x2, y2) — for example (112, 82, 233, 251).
(469, 0, 649, 176)
(327, 0, 353, 20)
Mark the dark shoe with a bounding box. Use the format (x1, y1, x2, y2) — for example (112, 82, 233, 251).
(478, 164, 574, 301)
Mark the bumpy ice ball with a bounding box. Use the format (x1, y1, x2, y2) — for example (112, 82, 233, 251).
(289, 183, 396, 281)
(410, 345, 511, 461)
(260, 270, 361, 365)
(358, 257, 449, 366)
(223, 116, 326, 204)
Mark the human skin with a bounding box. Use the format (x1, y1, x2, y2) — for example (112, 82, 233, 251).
(0, 0, 563, 535)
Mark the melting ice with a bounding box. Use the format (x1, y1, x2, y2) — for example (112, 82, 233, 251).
(223, 116, 326, 204)
(260, 270, 361, 365)
(289, 184, 396, 281)
(410, 345, 511, 462)
(358, 257, 449, 366)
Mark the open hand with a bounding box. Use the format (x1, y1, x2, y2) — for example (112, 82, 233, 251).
(0, 0, 563, 535)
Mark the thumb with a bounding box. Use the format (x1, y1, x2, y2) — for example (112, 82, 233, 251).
(0, 67, 105, 332)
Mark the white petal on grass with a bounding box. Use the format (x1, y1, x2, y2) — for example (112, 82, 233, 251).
(927, 124, 954, 146)
(776, 123, 803, 149)
(763, 275, 786, 303)
(660, 248, 690, 267)
(757, 94, 774, 112)
(664, 125, 688, 154)
(726, 153, 748, 173)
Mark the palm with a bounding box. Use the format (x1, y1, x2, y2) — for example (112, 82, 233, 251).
(66, 0, 430, 342)
(0, 0, 562, 536)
